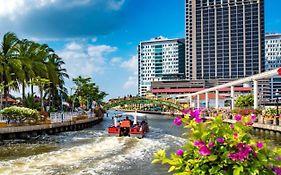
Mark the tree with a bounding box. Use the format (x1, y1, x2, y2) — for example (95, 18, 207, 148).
(73, 76, 107, 109)
(0, 32, 21, 106)
(235, 94, 254, 108)
(0, 32, 69, 110)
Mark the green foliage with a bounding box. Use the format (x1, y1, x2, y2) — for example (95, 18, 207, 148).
(264, 108, 278, 117)
(0, 106, 40, 123)
(22, 93, 40, 109)
(0, 32, 69, 109)
(153, 111, 281, 174)
(73, 76, 107, 107)
(235, 94, 254, 108)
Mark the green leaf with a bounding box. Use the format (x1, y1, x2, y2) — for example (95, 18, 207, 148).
(208, 155, 218, 161)
(151, 159, 160, 164)
(233, 165, 243, 175)
(168, 166, 176, 172)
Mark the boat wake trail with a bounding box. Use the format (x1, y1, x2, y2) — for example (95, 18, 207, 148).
(0, 126, 185, 175)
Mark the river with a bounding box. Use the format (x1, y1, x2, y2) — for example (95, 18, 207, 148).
(1, 111, 280, 175)
(0, 110, 186, 175)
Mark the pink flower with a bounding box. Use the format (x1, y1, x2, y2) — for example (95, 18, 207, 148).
(246, 121, 253, 126)
(216, 138, 225, 143)
(235, 114, 242, 121)
(195, 117, 203, 123)
(199, 146, 211, 156)
(173, 117, 182, 126)
(234, 132, 238, 138)
(256, 142, 263, 149)
(194, 140, 205, 147)
(182, 109, 190, 115)
(230, 124, 235, 130)
(175, 149, 184, 156)
(276, 156, 281, 161)
(251, 114, 257, 121)
(207, 142, 215, 148)
(190, 109, 200, 119)
(273, 166, 281, 175)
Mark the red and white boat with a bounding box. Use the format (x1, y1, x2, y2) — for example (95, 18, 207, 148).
(107, 112, 149, 138)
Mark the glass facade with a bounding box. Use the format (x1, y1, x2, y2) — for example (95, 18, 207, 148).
(186, 0, 265, 80)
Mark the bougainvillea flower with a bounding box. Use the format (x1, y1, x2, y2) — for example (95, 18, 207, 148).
(217, 138, 225, 143)
(173, 117, 182, 126)
(235, 114, 242, 121)
(175, 149, 184, 156)
(182, 109, 190, 115)
(272, 166, 281, 175)
(256, 142, 264, 149)
(195, 117, 203, 123)
(251, 114, 257, 121)
(207, 142, 215, 149)
(190, 109, 200, 119)
(246, 121, 253, 126)
(199, 146, 211, 156)
(194, 140, 205, 147)
(228, 143, 253, 162)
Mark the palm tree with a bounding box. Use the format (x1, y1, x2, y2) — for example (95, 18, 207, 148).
(0, 32, 22, 107)
(15, 39, 36, 100)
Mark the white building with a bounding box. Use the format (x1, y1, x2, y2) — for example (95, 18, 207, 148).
(138, 37, 185, 96)
(265, 33, 281, 102)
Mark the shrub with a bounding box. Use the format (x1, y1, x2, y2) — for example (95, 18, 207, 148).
(1, 106, 40, 124)
(152, 109, 281, 175)
(235, 94, 254, 108)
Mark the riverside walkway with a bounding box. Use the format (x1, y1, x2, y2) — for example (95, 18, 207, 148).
(0, 112, 103, 140)
(204, 116, 281, 136)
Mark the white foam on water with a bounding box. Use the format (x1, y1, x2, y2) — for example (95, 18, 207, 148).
(0, 137, 128, 175)
(0, 126, 186, 175)
(78, 127, 186, 175)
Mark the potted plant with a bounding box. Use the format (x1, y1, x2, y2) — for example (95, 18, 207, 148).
(264, 108, 277, 125)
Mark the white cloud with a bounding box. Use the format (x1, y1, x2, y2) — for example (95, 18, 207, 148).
(0, 0, 125, 20)
(120, 55, 138, 72)
(66, 42, 82, 50)
(110, 57, 122, 65)
(58, 42, 117, 79)
(0, 0, 56, 20)
(0, 0, 127, 38)
(121, 55, 138, 90)
(123, 73, 138, 89)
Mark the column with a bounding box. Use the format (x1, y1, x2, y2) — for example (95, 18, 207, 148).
(205, 92, 209, 108)
(197, 95, 200, 108)
(231, 86, 235, 109)
(189, 96, 192, 108)
(215, 90, 219, 109)
(253, 80, 258, 109)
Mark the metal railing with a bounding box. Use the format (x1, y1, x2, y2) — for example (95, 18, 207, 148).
(49, 111, 95, 123)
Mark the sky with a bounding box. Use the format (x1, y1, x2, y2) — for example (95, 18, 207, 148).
(0, 0, 280, 100)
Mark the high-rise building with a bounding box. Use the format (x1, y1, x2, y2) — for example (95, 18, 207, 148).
(265, 33, 281, 102)
(185, 0, 265, 80)
(138, 37, 185, 96)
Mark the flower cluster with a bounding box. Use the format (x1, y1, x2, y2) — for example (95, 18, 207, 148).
(153, 108, 281, 175)
(173, 116, 182, 126)
(273, 166, 281, 175)
(228, 143, 254, 162)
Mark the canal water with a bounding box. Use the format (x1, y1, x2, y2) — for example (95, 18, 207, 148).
(0, 111, 186, 175)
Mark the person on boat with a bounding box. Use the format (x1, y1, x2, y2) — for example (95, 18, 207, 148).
(125, 116, 133, 126)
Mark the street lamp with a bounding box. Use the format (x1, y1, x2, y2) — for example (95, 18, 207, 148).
(275, 89, 279, 116)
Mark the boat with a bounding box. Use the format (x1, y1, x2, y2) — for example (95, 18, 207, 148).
(107, 112, 149, 138)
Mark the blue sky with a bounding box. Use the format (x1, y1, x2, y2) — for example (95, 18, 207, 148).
(0, 0, 280, 100)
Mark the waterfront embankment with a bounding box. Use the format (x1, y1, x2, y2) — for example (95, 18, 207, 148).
(0, 116, 103, 140)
